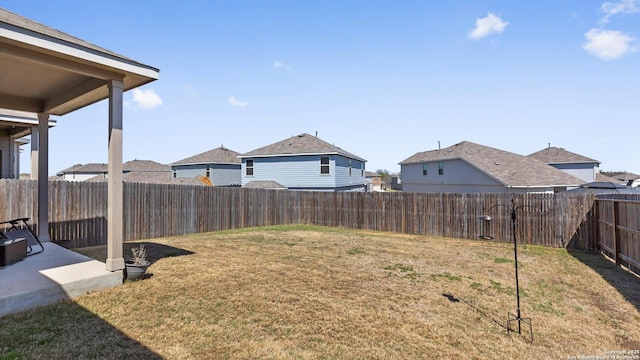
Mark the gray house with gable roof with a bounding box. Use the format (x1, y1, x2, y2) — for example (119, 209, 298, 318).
(527, 146, 600, 184)
(399, 141, 583, 193)
(240, 133, 367, 191)
(171, 146, 241, 186)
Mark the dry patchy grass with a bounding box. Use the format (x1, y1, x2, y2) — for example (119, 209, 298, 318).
(1, 225, 639, 359)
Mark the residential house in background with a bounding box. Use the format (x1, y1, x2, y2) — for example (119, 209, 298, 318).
(240, 133, 368, 192)
(391, 176, 402, 191)
(527, 145, 600, 183)
(0, 109, 56, 179)
(171, 146, 241, 186)
(56, 163, 107, 181)
(399, 141, 583, 193)
(57, 160, 204, 184)
(365, 171, 387, 192)
(119, 159, 172, 183)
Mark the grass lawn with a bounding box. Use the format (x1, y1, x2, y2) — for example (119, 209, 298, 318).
(1, 225, 639, 359)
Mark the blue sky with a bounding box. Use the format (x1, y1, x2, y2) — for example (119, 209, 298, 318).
(4, 1, 640, 175)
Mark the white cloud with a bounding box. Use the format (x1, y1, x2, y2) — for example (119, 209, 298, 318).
(468, 12, 509, 40)
(600, 0, 640, 24)
(582, 28, 637, 60)
(274, 60, 292, 71)
(227, 96, 248, 107)
(132, 88, 162, 109)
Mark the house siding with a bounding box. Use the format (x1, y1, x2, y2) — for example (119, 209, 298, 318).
(401, 159, 555, 193)
(242, 155, 337, 189)
(549, 163, 596, 184)
(173, 164, 241, 186)
(334, 156, 367, 190)
(0, 131, 21, 179)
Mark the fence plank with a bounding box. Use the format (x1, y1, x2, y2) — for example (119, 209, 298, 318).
(1, 179, 638, 274)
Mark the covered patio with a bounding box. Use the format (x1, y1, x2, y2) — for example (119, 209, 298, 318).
(0, 8, 159, 315)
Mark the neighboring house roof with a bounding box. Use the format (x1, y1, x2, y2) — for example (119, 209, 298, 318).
(566, 182, 640, 194)
(365, 171, 380, 178)
(172, 146, 242, 165)
(244, 180, 287, 190)
(56, 163, 108, 175)
(123, 160, 170, 172)
(596, 172, 625, 184)
(527, 146, 600, 165)
(86, 171, 208, 185)
(240, 133, 367, 162)
(399, 141, 584, 188)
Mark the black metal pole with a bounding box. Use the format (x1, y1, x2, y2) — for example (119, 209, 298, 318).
(511, 202, 521, 334)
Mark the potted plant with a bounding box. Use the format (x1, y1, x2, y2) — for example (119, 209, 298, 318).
(124, 244, 150, 281)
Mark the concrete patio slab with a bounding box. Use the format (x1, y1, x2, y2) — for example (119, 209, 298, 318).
(0, 242, 123, 317)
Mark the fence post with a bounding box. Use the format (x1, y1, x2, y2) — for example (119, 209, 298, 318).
(613, 200, 621, 265)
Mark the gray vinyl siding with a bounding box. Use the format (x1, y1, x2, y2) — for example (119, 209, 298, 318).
(401, 159, 556, 193)
(242, 155, 336, 188)
(172, 163, 241, 186)
(548, 163, 596, 183)
(0, 132, 9, 178)
(211, 164, 241, 186)
(334, 156, 367, 189)
(173, 164, 207, 178)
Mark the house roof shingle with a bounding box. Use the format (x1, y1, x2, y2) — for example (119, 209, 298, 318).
(172, 146, 242, 165)
(123, 160, 170, 172)
(244, 180, 287, 189)
(57, 163, 108, 175)
(399, 141, 584, 188)
(241, 133, 366, 162)
(527, 146, 600, 165)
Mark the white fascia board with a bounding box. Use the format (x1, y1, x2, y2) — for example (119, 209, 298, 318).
(1, 25, 159, 80)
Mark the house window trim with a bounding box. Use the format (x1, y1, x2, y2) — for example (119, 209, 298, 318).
(422, 163, 428, 176)
(320, 156, 330, 175)
(438, 162, 444, 175)
(246, 160, 254, 176)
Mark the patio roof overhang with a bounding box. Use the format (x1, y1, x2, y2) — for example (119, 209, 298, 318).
(0, 8, 159, 271)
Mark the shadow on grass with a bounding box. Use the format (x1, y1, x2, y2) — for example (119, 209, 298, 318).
(0, 300, 163, 359)
(123, 242, 195, 263)
(567, 249, 640, 313)
(77, 241, 195, 265)
(441, 293, 508, 331)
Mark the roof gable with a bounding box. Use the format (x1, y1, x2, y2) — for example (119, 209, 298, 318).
(400, 141, 583, 187)
(241, 133, 366, 162)
(172, 146, 241, 165)
(528, 146, 599, 165)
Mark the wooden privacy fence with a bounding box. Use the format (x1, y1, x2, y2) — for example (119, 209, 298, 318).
(596, 198, 640, 274)
(1, 179, 604, 251)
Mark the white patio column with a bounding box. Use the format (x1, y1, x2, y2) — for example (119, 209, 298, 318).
(106, 79, 125, 272)
(30, 128, 39, 180)
(37, 113, 50, 242)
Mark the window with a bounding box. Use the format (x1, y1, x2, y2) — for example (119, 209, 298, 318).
(172, 170, 176, 178)
(246, 160, 254, 176)
(320, 156, 330, 174)
(438, 162, 444, 175)
(205, 166, 210, 178)
(361, 162, 364, 176)
(422, 163, 428, 176)
(349, 159, 352, 176)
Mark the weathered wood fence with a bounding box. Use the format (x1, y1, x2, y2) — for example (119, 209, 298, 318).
(1, 178, 606, 249)
(596, 198, 640, 274)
